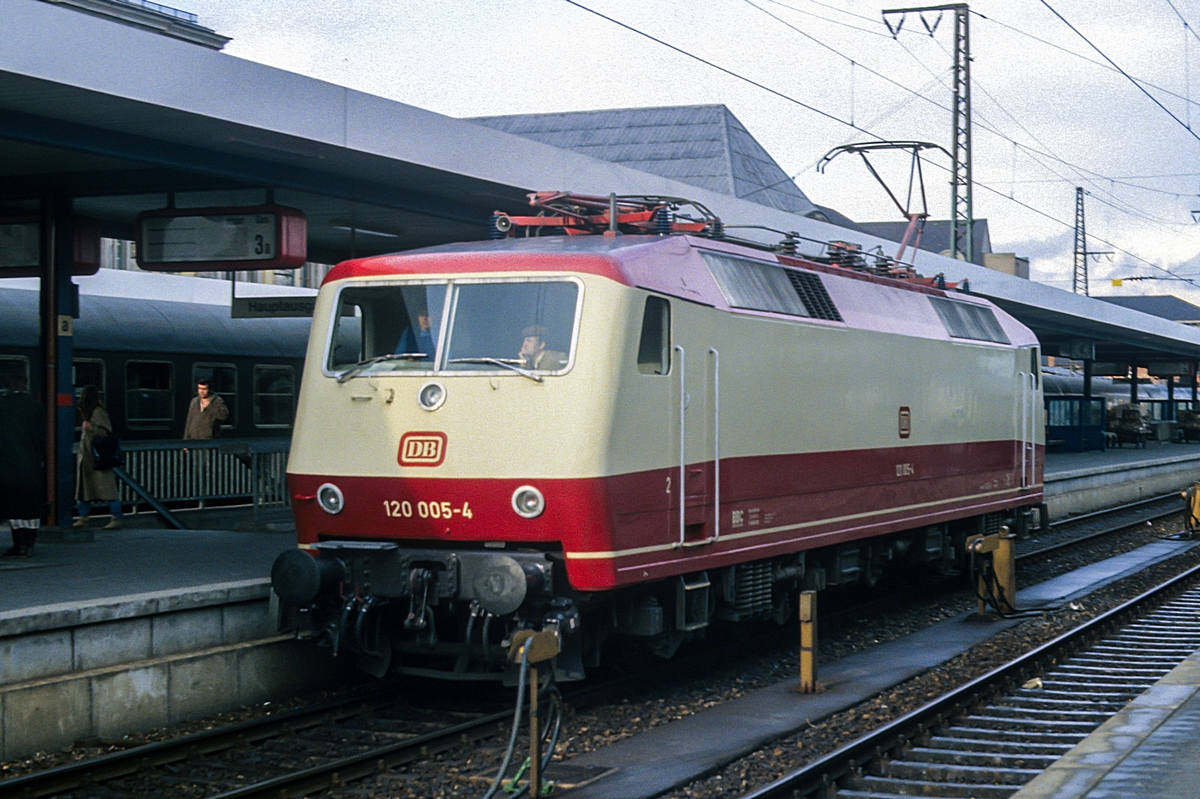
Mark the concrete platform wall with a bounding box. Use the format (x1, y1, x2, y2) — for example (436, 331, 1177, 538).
(1045, 452, 1200, 518)
(0, 580, 352, 760)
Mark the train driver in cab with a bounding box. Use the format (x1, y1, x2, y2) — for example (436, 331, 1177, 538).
(396, 307, 435, 361)
(518, 325, 567, 371)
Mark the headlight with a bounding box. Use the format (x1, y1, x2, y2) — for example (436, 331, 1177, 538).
(511, 485, 545, 519)
(418, 381, 446, 411)
(317, 483, 344, 515)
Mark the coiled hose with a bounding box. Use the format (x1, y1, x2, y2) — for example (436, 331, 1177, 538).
(480, 643, 564, 799)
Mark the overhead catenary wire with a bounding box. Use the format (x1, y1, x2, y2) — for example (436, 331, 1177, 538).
(1037, 0, 1200, 144)
(558, 0, 1200, 280)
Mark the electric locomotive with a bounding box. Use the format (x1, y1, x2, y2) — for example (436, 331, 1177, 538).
(271, 194, 1044, 680)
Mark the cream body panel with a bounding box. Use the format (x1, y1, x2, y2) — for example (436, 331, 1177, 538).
(290, 265, 1041, 483)
(289, 273, 625, 480)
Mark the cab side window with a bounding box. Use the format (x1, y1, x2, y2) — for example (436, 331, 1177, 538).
(637, 296, 671, 375)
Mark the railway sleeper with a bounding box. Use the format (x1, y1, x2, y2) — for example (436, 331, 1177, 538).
(940, 726, 1088, 745)
(899, 745, 1062, 769)
(1011, 687, 1144, 700)
(877, 759, 1042, 784)
(1052, 662, 1177, 675)
(1038, 677, 1160, 690)
(957, 715, 1103, 733)
(977, 706, 1118, 723)
(924, 735, 1075, 755)
(998, 697, 1128, 713)
(841, 773, 1017, 798)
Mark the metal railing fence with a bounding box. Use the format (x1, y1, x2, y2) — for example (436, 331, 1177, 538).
(114, 438, 290, 520)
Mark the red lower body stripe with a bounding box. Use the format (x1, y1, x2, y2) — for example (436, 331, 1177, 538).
(289, 439, 1043, 591)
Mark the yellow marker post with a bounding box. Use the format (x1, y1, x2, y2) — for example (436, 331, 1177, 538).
(994, 525, 1016, 613)
(797, 590, 818, 693)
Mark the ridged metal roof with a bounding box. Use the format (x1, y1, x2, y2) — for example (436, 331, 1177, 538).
(470, 105, 817, 216)
(1097, 295, 1200, 323)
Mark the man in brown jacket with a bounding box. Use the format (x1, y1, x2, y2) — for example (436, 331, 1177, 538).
(184, 380, 229, 439)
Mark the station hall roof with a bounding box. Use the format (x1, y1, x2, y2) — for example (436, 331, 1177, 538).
(471, 105, 818, 217)
(4, 0, 1200, 363)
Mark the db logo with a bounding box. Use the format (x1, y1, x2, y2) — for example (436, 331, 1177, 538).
(398, 432, 447, 467)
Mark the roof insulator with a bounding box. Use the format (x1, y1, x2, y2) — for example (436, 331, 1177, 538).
(655, 207, 673, 236)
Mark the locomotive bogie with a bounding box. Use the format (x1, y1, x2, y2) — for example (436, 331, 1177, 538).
(277, 235, 1043, 679)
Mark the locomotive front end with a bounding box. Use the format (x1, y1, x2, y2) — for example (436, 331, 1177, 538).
(274, 249, 620, 680)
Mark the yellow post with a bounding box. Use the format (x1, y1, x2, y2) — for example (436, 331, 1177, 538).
(994, 525, 1016, 613)
(797, 590, 818, 693)
(529, 663, 540, 799)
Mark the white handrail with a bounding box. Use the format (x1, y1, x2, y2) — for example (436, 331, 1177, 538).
(675, 344, 686, 548)
(710, 347, 720, 542)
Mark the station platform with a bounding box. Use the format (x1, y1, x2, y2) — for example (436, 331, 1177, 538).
(0, 520, 352, 762)
(1043, 441, 1200, 518)
(0, 523, 292, 617)
(1012, 651, 1200, 799)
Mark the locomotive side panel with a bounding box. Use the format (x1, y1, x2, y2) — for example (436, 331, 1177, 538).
(584, 282, 1041, 589)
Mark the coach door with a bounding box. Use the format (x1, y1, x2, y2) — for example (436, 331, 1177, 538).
(673, 329, 721, 547)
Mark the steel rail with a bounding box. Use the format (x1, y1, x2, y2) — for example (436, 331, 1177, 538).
(0, 683, 419, 798)
(738, 560, 1200, 799)
(1019, 504, 1183, 562)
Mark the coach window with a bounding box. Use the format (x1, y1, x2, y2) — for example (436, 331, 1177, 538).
(126, 360, 174, 430)
(193, 363, 238, 428)
(637, 296, 671, 375)
(254, 365, 295, 428)
(73, 359, 107, 425)
(0, 355, 29, 392)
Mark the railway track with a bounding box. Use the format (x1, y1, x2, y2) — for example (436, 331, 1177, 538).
(739, 561, 1200, 799)
(1017, 492, 1185, 562)
(0, 683, 515, 799)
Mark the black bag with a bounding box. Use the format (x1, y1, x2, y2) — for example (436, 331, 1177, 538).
(91, 434, 123, 471)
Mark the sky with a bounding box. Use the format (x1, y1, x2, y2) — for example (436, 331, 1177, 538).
(182, 0, 1200, 302)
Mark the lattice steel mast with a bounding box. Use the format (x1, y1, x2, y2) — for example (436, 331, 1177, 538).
(1073, 187, 1088, 295)
(883, 3, 973, 262)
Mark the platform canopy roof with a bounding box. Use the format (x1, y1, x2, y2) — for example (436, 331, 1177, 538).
(4, 0, 1200, 364)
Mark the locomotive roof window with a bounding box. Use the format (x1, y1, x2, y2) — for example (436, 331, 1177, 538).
(929, 297, 1010, 345)
(0, 355, 29, 393)
(193, 363, 238, 428)
(444, 279, 580, 375)
(701, 251, 843, 322)
(125, 360, 174, 430)
(254, 364, 295, 428)
(638, 296, 671, 375)
(326, 282, 448, 376)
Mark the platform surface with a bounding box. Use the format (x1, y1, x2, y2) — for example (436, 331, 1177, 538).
(1044, 440, 1200, 477)
(557, 538, 1200, 799)
(0, 523, 293, 616)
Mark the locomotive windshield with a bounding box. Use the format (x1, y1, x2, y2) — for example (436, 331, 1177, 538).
(326, 279, 579, 377)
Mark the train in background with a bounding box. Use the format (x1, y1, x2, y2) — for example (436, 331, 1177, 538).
(270, 194, 1045, 681)
(0, 270, 309, 439)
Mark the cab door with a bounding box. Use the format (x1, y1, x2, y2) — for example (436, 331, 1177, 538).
(672, 306, 720, 547)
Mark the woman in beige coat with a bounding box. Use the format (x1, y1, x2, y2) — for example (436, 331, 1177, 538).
(75, 385, 123, 529)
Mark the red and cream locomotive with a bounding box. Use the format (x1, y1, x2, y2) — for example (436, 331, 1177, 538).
(271, 194, 1044, 680)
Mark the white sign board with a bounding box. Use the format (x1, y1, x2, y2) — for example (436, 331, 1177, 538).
(142, 212, 278, 264)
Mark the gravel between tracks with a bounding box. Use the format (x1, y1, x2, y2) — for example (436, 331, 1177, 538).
(1, 516, 1188, 798)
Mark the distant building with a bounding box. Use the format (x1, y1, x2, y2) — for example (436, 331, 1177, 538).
(1097, 295, 1200, 327)
(471, 105, 819, 217)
